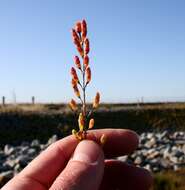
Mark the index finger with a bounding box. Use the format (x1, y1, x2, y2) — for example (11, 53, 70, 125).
(5, 129, 139, 189)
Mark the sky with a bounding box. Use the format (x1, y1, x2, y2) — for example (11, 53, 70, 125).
(0, 0, 185, 103)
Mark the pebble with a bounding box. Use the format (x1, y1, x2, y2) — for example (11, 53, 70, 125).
(0, 171, 14, 179)
(27, 148, 37, 157)
(183, 144, 185, 154)
(134, 156, 142, 165)
(145, 137, 156, 148)
(117, 130, 185, 173)
(4, 145, 15, 156)
(117, 155, 128, 162)
(47, 135, 58, 145)
(31, 140, 40, 148)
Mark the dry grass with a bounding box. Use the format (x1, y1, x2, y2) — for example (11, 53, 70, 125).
(0, 104, 47, 113)
(0, 102, 185, 113)
(151, 169, 185, 190)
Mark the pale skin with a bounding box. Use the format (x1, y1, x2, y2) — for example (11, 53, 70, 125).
(2, 129, 153, 190)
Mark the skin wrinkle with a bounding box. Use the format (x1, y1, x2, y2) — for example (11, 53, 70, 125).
(54, 142, 71, 166)
(46, 141, 76, 188)
(50, 162, 92, 190)
(8, 174, 46, 190)
(19, 175, 47, 190)
(51, 173, 77, 190)
(53, 136, 77, 160)
(57, 167, 81, 190)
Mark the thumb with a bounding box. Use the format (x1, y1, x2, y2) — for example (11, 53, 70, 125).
(49, 140, 104, 190)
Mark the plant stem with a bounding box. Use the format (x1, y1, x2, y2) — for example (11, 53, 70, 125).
(79, 32, 87, 126)
(82, 68, 86, 118)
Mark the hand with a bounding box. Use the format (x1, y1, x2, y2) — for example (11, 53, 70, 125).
(2, 129, 153, 190)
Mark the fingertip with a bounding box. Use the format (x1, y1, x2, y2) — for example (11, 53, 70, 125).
(118, 129, 139, 151)
(131, 166, 153, 190)
(102, 129, 139, 157)
(72, 140, 104, 164)
(141, 168, 154, 189)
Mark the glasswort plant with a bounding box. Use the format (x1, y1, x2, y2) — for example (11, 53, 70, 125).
(69, 19, 106, 144)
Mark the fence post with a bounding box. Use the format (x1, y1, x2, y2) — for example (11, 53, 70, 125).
(32, 96, 35, 105)
(2, 96, 5, 106)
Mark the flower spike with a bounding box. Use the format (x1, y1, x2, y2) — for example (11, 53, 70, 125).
(75, 22, 82, 33)
(86, 67, 91, 84)
(78, 113, 85, 131)
(93, 92, 100, 109)
(71, 67, 79, 82)
(69, 99, 78, 111)
(71, 78, 78, 88)
(89, 119, 95, 129)
(73, 85, 80, 98)
(81, 20, 87, 40)
(69, 20, 106, 144)
(72, 29, 80, 45)
(84, 38, 90, 54)
(100, 134, 107, 146)
(74, 56, 81, 70)
(83, 55, 89, 69)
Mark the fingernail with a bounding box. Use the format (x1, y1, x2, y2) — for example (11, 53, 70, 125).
(72, 140, 102, 165)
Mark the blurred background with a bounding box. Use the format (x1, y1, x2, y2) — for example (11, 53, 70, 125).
(0, 0, 185, 189)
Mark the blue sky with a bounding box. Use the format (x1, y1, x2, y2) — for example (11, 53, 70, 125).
(0, 0, 185, 103)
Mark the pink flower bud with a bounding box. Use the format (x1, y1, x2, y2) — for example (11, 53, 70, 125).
(93, 92, 100, 108)
(81, 20, 87, 40)
(89, 118, 95, 129)
(84, 38, 90, 54)
(74, 56, 81, 70)
(86, 67, 91, 84)
(83, 55, 89, 69)
(75, 22, 82, 33)
(69, 99, 78, 111)
(71, 67, 79, 82)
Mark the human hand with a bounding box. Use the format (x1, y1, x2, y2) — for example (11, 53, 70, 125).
(2, 129, 153, 190)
